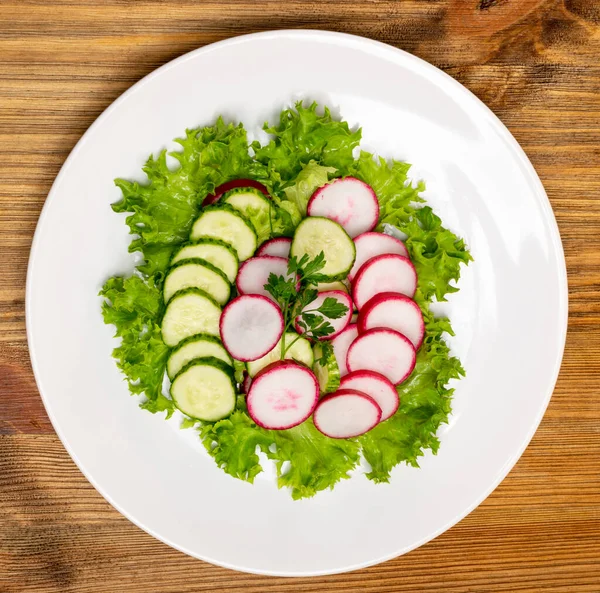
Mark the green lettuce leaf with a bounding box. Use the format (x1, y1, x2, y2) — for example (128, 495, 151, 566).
(239, 202, 296, 244)
(267, 420, 360, 500)
(253, 101, 361, 187)
(275, 200, 302, 229)
(359, 300, 464, 482)
(282, 160, 337, 216)
(99, 276, 173, 417)
(200, 406, 273, 483)
(398, 206, 472, 301)
(199, 398, 360, 498)
(112, 118, 268, 278)
(348, 151, 472, 301)
(232, 360, 246, 385)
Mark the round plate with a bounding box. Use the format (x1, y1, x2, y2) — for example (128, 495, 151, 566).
(27, 30, 567, 576)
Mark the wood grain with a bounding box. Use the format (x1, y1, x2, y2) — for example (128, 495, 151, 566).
(1, 1, 599, 591)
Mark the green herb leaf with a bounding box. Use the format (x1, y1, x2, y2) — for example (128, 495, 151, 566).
(264, 272, 297, 306)
(315, 296, 348, 320)
(307, 320, 336, 340)
(314, 340, 334, 366)
(297, 251, 326, 279)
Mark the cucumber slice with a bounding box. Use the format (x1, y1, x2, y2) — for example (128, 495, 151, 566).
(167, 334, 233, 380)
(163, 258, 230, 305)
(315, 280, 348, 293)
(247, 332, 314, 378)
(170, 357, 236, 421)
(190, 204, 257, 261)
(290, 217, 356, 281)
(171, 239, 238, 283)
(161, 288, 221, 347)
(224, 188, 273, 244)
(313, 343, 341, 394)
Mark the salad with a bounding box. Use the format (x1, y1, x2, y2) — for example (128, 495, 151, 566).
(100, 102, 471, 499)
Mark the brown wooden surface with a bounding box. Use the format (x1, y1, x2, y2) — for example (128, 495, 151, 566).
(1, 1, 600, 591)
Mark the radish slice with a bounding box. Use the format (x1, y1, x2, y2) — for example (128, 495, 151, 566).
(220, 295, 283, 362)
(347, 328, 416, 385)
(352, 254, 417, 310)
(294, 290, 353, 340)
(340, 370, 399, 421)
(247, 361, 319, 430)
(313, 389, 382, 438)
(330, 324, 359, 378)
(306, 177, 379, 238)
(358, 292, 425, 349)
(348, 232, 409, 281)
(236, 256, 291, 301)
(256, 237, 292, 258)
(241, 372, 252, 394)
(203, 179, 269, 206)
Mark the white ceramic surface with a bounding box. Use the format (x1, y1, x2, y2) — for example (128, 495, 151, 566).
(26, 30, 568, 576)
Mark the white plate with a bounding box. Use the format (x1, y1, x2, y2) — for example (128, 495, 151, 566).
(27, 30, 567, 576)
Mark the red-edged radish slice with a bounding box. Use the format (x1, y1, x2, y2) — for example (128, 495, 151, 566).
(241, 372, 252, 394)
(306, 177, 379, 238)
(256, 237, 292, 258)
(358, 292, 425, 349)
(247, 361, 319, 430)
(313, 389, 382, 438)
(220, 295, 283, 362)
(339, 370, 399, 421)
(348, 232, 409, 281)
(352, 254, 417, 310)
(331, 324, 359, 378)
(347, 328, 416, 385)
(294, 290, 353, 340)
(202, 179, 269, 206)
(236, 256, 291, 301)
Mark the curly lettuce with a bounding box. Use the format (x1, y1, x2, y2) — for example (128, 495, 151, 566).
(282, 160, 337, 216)
(199, 397, 360, 499)
(100, 276, 173, 415)
(101, 101, 471, 497)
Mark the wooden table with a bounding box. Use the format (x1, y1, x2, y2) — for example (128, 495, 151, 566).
(1, 1, 599, 591)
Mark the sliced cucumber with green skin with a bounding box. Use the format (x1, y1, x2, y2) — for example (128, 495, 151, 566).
(170, 357, 236, 422)
(161, 288, 221, 347)
(313, 343, 341, 394)
(167, 334, 233, 380)
(190, 204, 257, 261)
(171, 239, 238, 283)
(315, 280, 348, 293)
(291, 217, 356, 281)
(247, 332, 314, 378)
(223, 188, 273, 244)
(163, 258, 230, 305)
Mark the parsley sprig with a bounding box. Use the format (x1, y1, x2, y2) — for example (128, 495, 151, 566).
(264, 251, 349, 360)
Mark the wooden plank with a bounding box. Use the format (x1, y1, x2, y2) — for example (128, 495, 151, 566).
(1, 0, 599, 591)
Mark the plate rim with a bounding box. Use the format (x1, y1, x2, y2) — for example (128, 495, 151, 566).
(26, 29, 569, 576)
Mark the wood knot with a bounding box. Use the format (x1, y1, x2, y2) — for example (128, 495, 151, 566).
(480, 0, 504, 9)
